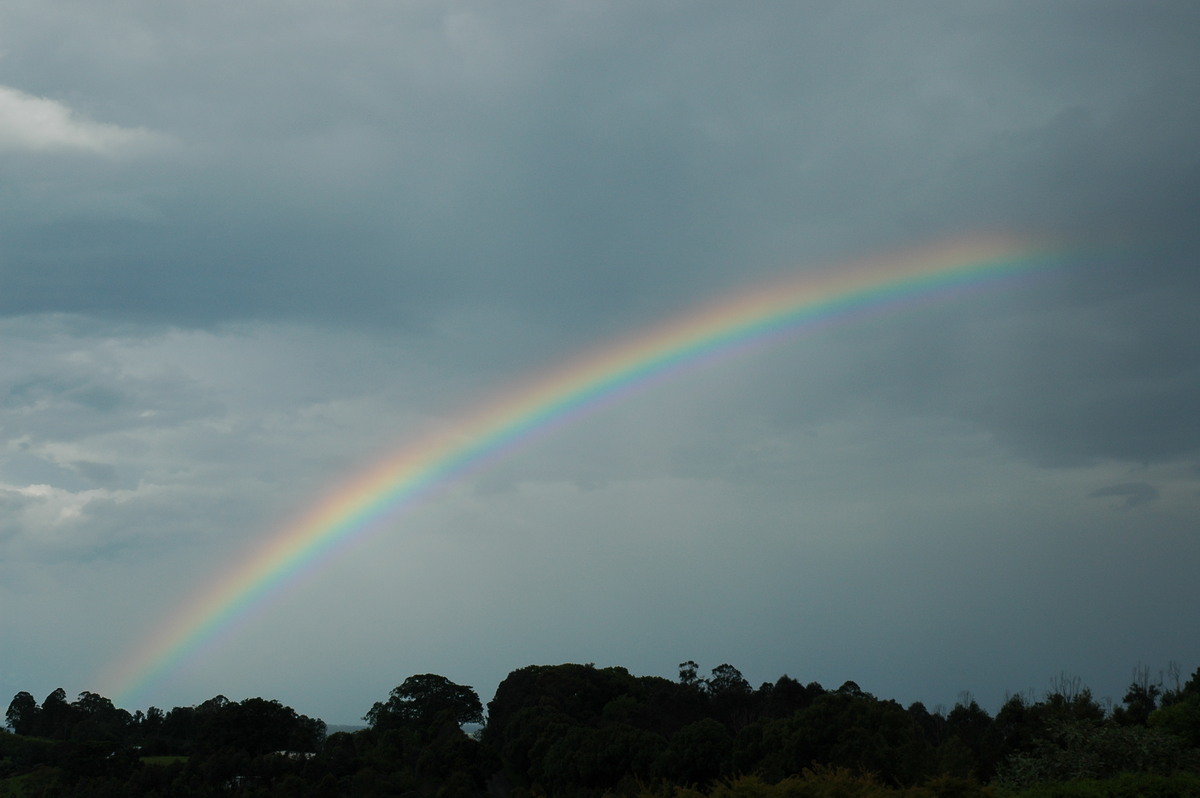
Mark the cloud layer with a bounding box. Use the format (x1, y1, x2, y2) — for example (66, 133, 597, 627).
(1, 1, 1198, 724)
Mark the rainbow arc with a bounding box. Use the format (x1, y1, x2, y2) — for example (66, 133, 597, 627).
(102, 234, 1071, 706)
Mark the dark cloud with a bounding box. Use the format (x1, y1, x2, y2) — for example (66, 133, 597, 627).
(1, 1, 1198, 724)
(0, 2, 1191, 337)
(69, 460, 120, 486)
(1089, 482, 1160, 509)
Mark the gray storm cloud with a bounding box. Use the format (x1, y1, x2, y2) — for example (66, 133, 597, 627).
(1, 1, 1197, 724)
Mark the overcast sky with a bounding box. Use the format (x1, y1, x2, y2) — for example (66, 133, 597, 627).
(2, 1, 1198, 726)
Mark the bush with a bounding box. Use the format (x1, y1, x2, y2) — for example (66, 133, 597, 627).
(1006, 770, 1200, 798)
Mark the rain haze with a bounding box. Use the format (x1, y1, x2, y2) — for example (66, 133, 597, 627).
(2, 2, 1198, 725)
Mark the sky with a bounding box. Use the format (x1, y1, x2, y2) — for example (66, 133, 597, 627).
(2, 1, 1198, 726)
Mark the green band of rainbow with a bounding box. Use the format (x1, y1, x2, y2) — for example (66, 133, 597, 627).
(102, 234, 1071, 706)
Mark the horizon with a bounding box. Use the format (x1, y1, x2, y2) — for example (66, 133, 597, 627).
(10, 656, 1187, 729)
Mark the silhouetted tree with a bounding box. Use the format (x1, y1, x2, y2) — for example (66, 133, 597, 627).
(657, 717, 731, 783)
(707, 664, 754, 729)
(366, 674, 484, 735)
(759, 675, 821, 719)
(946, 699, 998, 780)
(1119, 685, 1159, 725)
(1150, 689, 1200, 747)
(6, 691, 39, 736)
(679, 660, 703, 689)
(39, 688, 77, 739)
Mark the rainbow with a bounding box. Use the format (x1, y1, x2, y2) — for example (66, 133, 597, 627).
(103, 234, 1070, 705)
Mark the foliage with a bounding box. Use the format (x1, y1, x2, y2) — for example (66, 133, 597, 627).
(995, 718, 1197, 790)
(4, 661, 1200, 796)
(4, 693, 38, 737)
(1005, 770, 1200, 798)
(607, 768, 997, 798)
(1148, 691, 1200, 747)
(364, 674, 484, 735)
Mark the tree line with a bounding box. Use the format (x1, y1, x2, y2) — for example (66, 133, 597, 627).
(3, 661, 1200, 796)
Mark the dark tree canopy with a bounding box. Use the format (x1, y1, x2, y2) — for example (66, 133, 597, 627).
(5, 691, 39, 736)
(4, 660, 1200, 797)
(365, 674, 484, 733)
